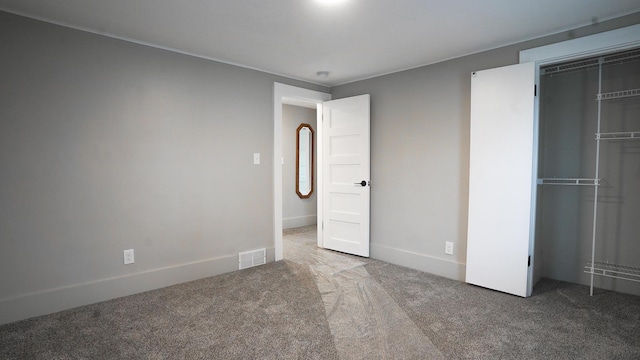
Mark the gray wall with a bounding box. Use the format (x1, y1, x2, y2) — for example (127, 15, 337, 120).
(2, 9, 640, 325)
(331, 13, 640, 282)
(0, 11, 327, 325)
(282, 105, 317, 229)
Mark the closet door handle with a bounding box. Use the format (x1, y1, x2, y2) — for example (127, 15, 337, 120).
(354, 181, 368, 187)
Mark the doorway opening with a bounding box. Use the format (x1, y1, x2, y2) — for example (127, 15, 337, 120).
(281, 102, 320, 260)
(535, 48, 640, 296)
(520, 23, 640, 296)
(282, 103, 318, 231)
(273, 83, 331, 261)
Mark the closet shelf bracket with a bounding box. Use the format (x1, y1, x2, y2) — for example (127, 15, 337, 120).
(584, 261, 640, 283)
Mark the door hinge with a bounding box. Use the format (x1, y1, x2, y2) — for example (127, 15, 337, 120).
(534, 85, 537, 97)
(528, 255, 531, 267)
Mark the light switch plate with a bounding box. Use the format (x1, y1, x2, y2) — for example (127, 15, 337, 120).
(253, 153, 260, 165)
(124, 249, 135, 264)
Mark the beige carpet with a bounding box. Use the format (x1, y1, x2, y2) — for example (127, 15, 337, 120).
(285, 227, 444, 359)
(1, 225, 639, 359)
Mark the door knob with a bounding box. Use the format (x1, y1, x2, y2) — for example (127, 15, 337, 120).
(354, 181, 367, 187)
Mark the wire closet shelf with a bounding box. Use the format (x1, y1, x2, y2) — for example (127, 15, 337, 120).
(540, 48, 640, 295)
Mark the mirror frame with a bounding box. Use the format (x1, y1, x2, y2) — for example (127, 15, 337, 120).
(296, 123, 314, 199)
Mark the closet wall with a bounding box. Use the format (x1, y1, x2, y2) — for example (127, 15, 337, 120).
(537, 50, 640, 295)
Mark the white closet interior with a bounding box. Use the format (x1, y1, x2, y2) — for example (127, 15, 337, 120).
(536, 48, 640, 296)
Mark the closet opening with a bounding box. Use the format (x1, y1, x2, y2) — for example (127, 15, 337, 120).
(535, 47, 640, 296)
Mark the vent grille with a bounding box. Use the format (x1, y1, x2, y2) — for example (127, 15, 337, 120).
(239, 248, 266, 270)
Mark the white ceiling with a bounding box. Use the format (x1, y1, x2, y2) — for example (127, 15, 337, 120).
(1, 0, 639, 86)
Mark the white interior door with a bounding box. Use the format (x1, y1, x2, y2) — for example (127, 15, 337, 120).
(466, 62, 536, 297)
(320, 94, 370, 257)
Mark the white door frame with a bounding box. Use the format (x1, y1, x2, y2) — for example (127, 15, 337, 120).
(273, 83, 331, 261)
(519, 23, 640, 287)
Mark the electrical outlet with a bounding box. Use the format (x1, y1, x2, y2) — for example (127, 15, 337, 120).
(123, 249, 135, 264)
(445, 242, 454, 255)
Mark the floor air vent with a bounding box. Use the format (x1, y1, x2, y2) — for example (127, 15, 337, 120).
(239, 248, 266, 270)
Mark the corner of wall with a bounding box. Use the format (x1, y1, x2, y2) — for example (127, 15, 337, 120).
(0, 254, 248, 326)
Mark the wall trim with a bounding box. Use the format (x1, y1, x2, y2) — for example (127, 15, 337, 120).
(520, 23, 640, 65)
(0, 250, 272, 325)
(370, 244, 466, 282)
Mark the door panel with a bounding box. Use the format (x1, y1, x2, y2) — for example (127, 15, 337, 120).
(466, 62, 536, 297)
(321, 95, 370, 257)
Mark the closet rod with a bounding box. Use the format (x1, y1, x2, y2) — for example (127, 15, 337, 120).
(537, 178, 599, 186)
(542, 48, 640, 76)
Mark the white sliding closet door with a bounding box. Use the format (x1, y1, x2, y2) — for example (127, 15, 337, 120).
(466, 62, 536, 297)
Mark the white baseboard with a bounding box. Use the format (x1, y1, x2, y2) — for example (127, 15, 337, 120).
(283, 215, 316, 229)
(370, 243, 466, 282)
(0, 248, 274, 325)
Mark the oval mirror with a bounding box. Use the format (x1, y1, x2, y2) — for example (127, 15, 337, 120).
(296, 123, 314, 198)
